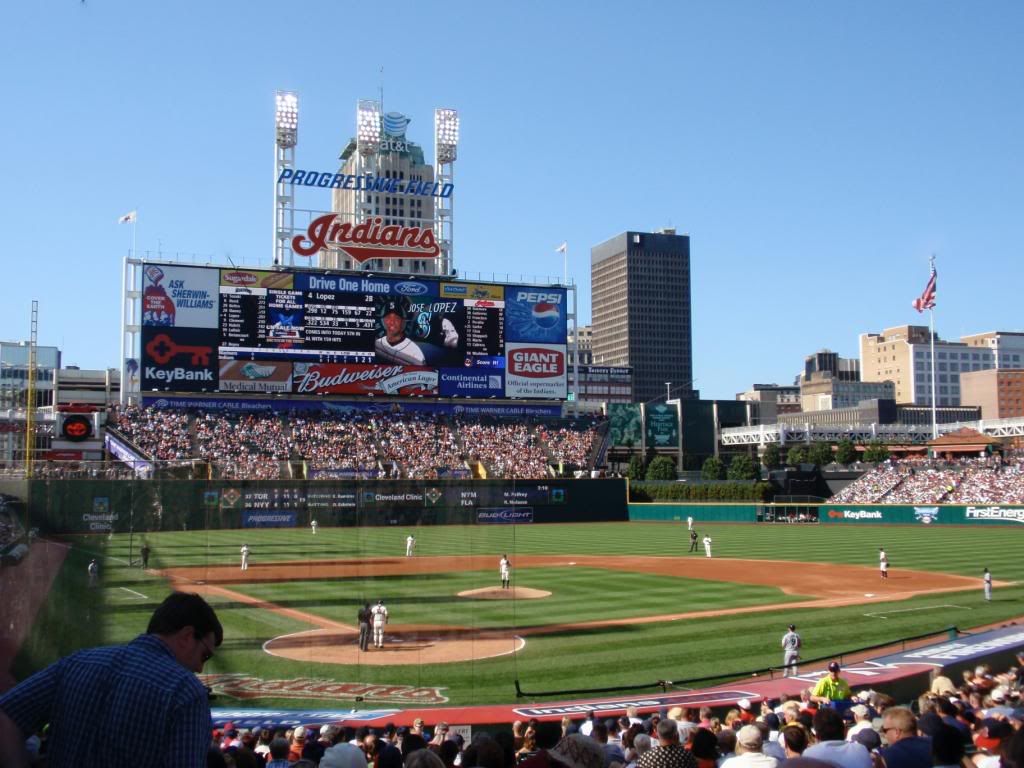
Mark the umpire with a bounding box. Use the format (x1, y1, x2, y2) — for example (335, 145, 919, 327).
(357, 603, 371, 652)
(689, 529, 699, 553)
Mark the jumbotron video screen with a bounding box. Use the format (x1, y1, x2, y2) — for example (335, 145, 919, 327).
(138, 263, 568, 399)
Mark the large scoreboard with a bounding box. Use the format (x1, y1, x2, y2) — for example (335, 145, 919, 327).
(138, 263, 567, 399)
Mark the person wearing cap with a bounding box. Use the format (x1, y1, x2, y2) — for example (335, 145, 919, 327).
(371, 599, 389, 649)
(845, 705, 874, 741)
(702, 534, 713, 558)
(689, 528, 699, 553)
(87, 558, 99, 587)
(358, 602, 372, 652)
(781, 624, 802, 678)
(973, 717, 1013, 768)
(803, 707, 870, 768)
(983, 567, 992, 601)
(810, 662, 853, 709)
(406, 534, 416, 557)
(500, 554, 511, 589)
(240, 543, 250, 571)
(375, 298, 426, 365)
(0, 592, 223, 768)
(879, 548, 888, 580)
(720, 724, 777, 768)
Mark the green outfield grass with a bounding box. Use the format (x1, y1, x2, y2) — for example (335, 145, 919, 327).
(11, 521, 1024, 709)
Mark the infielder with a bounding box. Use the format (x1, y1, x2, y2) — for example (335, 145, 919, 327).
(499, 554, 511, 589)
(687, 515, 693, 531)
(983, 568, 992, 601)
(311, 519, 318, 535)
(370, 599, 389, 648)
(781, 623, 802, 677)
(406, 534, 416, 557)
(240, 544, 250, 571)
(879, 547, 888, 579)
(703, 535, 712, 558)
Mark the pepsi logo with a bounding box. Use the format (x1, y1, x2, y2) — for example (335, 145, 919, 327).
(510, 348, 564, 378)
(532, 302, 561, 329)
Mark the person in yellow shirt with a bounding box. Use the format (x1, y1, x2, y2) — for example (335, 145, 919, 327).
(810, 661, 853, 709)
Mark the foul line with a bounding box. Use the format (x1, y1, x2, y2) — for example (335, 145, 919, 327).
(864, 604, 972, 619)
(118, 586, 149, 600)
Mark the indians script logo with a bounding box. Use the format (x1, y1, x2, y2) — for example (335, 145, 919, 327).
(292, 214, 439, 262)
(913, 506, 940, 524)
(199, 674, 447, 704)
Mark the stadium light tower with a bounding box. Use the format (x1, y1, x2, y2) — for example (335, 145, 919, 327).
(273, 91, 298, 266)
(434, 108, 459, 275)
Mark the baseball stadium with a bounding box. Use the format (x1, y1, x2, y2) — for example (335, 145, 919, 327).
(2, 99, 1024, 760)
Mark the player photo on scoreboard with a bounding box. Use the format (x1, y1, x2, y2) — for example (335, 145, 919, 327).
(373, 295, 466, 367)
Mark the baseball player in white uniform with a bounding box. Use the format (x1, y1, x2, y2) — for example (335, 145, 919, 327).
(370, 599, 389, 648)
(781, 623, 802, 677)
(499, 555, 511, 589)
(879, 547, 888, 579)
(311, 519, 318, 535)
(983, 568, 992, 600)
(687, 515, 693, 531)
(406, 534, 416, 557)
(703, 535, 713, 558)
(240, 544, 250, 571)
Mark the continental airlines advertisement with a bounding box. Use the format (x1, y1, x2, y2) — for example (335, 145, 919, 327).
(140, 263, 566, 400)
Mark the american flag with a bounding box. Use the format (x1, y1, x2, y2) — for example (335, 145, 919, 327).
(912, 264, 937, 312)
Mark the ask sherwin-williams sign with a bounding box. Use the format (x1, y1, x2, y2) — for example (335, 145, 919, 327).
(819, 505, 1024, 525)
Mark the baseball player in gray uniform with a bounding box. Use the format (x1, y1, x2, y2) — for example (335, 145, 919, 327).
(781, 623, 802, 677)
(499, 555, 511, 589)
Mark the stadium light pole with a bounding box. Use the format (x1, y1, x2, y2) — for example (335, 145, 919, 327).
(665, 382, 671, 402)
(273, 91, 298, 267)
(434, 108, 459, 276)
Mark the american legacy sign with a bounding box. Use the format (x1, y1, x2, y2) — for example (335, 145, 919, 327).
(139, 263, 567, 400)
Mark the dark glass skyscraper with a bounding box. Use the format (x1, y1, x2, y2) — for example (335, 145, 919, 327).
(591, 229, 695, 403)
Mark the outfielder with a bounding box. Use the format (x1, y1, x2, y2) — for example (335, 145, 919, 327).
(499, 554, 511, 589)
(781, 623, 802, 677)
(240, 544, 250, 571)
(311, 519, 318, 535)
(703, 534, 712, 558)
(370, 599, 388, 648)
(406, 534, 416, 557)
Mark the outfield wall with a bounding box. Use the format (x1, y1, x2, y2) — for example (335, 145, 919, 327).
(629, 502, 1024, 526)
(20, 478, 628, 534)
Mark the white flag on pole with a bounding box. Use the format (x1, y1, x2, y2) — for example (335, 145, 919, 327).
(118, 210, 137, 224)
(555, 241, 567, 254)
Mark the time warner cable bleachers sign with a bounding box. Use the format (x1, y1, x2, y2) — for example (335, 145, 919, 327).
(137, 263, 567, 400)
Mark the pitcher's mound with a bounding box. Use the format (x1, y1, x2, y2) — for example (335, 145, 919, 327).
(457, 586, 551, 599)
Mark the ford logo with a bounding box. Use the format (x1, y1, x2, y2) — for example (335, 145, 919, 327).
(394, 281, 428, 296)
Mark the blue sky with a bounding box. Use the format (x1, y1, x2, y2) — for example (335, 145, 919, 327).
(2, 1, 1021, 399)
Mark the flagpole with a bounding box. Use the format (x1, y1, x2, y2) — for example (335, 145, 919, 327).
(928, 255, 937, 439)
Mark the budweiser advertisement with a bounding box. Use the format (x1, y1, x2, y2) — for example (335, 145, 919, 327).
(292, 363, 439, 396)
(504, 343, 567, 399)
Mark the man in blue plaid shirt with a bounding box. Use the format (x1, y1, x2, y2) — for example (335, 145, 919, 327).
(0, 591, 223, 768)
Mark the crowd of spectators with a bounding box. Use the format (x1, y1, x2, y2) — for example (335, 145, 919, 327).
(115, 405, 193, 462)
(194, 412, 293, 480)
(459, 420, 551, 479)
(830, 455, 1024, 505)
(176, 654, 1024, 767)
(108, 407, 606, 481)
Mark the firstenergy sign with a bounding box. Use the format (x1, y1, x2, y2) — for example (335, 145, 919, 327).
(965, 506, 1024, 524)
